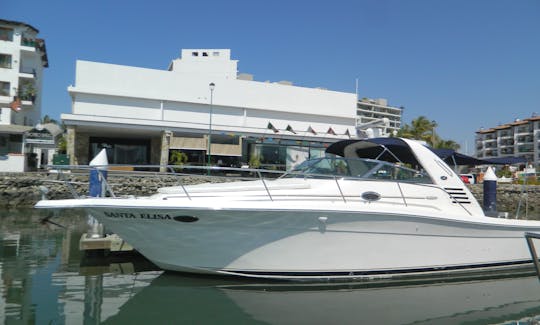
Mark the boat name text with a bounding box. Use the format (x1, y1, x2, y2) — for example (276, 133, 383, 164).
(104, 212, 172, 220)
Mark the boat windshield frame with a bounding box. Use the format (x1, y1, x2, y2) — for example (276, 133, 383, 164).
(281, 157, 432, 184)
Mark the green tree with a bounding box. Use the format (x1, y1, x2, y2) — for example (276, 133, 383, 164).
(434, 139, 461, 150)
(249, 155, 261, 168)
(57, 135, 67, 154)
(397, 116, 461, 149)
(170, 151, 188, 166)
(397, 116, 438, 146)
(41, 114, 58, 125)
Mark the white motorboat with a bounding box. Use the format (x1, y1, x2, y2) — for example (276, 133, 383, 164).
(35, 138, 540, 280)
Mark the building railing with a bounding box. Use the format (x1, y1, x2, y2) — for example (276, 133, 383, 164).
(21, 38, 36, 47)
(18, 94, 35, 103)
(19, 67, 36, 75)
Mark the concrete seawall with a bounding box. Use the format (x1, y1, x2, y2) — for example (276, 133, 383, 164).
(1, 173, 539, 218)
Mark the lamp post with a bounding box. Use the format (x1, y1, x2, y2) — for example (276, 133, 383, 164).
(431, 120, 436, 147)
(207, 82, 215, 171)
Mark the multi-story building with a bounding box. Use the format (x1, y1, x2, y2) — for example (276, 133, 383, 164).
(0, 19, 47, 127)
(63, 49, 358, 170)
(0, 19, 49, 171)
(475, 115, 540, 167)
(356, 97, 402, 136)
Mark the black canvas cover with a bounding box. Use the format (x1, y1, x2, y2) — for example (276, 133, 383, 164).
(326, 138, 526, 166)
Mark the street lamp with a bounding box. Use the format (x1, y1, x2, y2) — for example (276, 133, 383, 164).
(207, 82, 215, 171)
(431, 120, 437, 147)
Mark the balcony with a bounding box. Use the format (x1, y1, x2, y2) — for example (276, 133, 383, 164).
(19, 67, 36, 79)
(517, 136, 534, 143)
(19, 93, 36, 104)
(17, 78, 36, 103)
(20, 37, 37, 52)
(515, 126, 532, 134)
(500, 148, 515, 155)
(499, 140, 514, 147)
(21, 37, 36, 47)
(518, 144, 534, 153)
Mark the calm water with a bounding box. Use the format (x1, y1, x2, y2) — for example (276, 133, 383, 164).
(2, 209, 540, 324)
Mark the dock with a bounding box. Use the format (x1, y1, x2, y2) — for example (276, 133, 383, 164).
(79, 233, 134, 252)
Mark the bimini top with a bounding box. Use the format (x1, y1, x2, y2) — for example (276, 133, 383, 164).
(326, 138, 525, 166)
(326, 138, 422, 165)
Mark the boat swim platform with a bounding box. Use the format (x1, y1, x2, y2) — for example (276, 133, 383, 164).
(79, 233, 134, 252)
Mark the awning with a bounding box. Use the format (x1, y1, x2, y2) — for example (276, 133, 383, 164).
(431, 148, 487, 166)
(483, 156, 527, 165)
(0, 125, 32, 135)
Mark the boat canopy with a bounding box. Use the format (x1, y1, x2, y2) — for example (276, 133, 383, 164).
(326, 138, 422, 166)
(326, 138, 526, 166)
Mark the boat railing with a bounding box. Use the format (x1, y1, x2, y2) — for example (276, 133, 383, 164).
(524, 232, 540, 280)
(43, 164, 473, 215)
(43, 164, 287, 200)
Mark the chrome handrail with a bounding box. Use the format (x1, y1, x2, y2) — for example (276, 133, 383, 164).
(525, 232, 540, 280)
(167, 166, 191, 201)
(96, 169, 116, 198)
(43, 164, 468, 214)
(257, 170, 273, 201)
(334, 176, 346, 203)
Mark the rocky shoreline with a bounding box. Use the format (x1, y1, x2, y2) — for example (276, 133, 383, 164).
(1, 172, 539, 218)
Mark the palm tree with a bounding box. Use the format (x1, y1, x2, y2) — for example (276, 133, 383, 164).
(398, 116, 438, 146)
(41, 114, 58, 125)
(434, 140, 461, 151)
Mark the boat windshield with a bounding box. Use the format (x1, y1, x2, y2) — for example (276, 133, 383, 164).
(283, 157, 432, 184)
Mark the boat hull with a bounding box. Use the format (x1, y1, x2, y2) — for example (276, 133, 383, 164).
(81, 204, 540, 280)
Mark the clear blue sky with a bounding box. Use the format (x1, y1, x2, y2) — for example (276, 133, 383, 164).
(4, 0, 539, 154)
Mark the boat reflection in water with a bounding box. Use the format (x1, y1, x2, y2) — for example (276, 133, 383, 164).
(103, 272, 540, 324)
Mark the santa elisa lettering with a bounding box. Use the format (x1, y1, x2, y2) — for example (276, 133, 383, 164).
(104, 211, 172, 220)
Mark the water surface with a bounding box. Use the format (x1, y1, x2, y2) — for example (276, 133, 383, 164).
(1, 208, 540, 324)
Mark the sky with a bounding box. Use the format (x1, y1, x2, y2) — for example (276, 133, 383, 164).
(3, 0, 539, 154)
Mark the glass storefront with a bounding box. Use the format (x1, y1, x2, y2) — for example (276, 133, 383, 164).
(89, 137, 150, 165)
(246, 137, 329, 171)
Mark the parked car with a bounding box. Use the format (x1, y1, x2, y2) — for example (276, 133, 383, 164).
(460, 174, 475, 184)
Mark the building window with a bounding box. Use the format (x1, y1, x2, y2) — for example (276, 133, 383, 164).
(212, 51, 220, 57)
(202, 52, 208, 57)
(89, 137, 150, 165)
(21, 35, 36, 47)
(0, 81, 10, 96)
(192, 52, 199, 56)
(211, 134, 239, 145)
(0, 54, 12, 69)
(0, 27, 14, 41)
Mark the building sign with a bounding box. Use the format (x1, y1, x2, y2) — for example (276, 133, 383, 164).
(25, 128, 55, 145)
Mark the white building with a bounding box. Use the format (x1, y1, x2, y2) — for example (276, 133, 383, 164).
(475, 115, 540, 167)
(63, 49, 358, 170)
(0, 19, 49, 172)
(356, 97, 402, 136)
